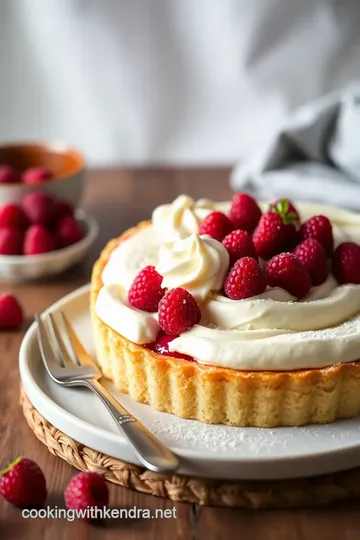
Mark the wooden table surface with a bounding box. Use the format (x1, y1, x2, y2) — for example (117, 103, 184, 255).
(1, 167, 360, 540)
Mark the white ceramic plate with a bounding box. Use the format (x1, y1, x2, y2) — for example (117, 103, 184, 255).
(0, 210, 98, 282)
(19, 285, 360, 480)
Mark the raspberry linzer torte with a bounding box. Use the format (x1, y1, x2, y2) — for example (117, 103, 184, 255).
(91, 194, 360, 428)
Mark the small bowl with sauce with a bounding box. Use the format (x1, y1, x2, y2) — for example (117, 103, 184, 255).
(0, 141, 85, 205)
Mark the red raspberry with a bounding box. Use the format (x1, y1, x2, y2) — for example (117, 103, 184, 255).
(128, 265, 165, 312)
(24, 225, 56, 255)
(253, 208, 298, 260)
(21, 167, 53, 184)
(0, 165, 19, 184)
(64, 472, 108, 521)
(229, 193, 262, 232)
(22, 192, 56, 225)
(158, 288, 201, 335)
(224, 256, 267, 300)
(53, 200, 74, 223)
(0, 294, 24, 329)
(55, 216, 84, 248)
(332, 242, 360, 284)
(0, 203, 28, 230)
(265, 253, 311, 298)
(0, 228, 24, 255)
(299, 215, 333, 256)
(270, 198, 300, 221)
(147, 330, 194, 360)
(0, 457, 47, 507)
(198, 211, 233, 241)
(293, 238, 328, 286)
(222, 229, 257, 264)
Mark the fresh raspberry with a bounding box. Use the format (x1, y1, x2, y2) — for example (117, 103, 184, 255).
(128, 266, 165, 312)
(0, 203, 28, 230)
(0, 165, 19, 184)
(224, 256, 267, 300)
(270, 198, 300, 221)
(21, 166, 53, 184)
(0, 457, 47, 507)
(55, 216, 84, 248)
(24, 225, 56, 255)
(158, 288, 201, 335)
(53, 200, 74, 223)
(0, 294, 24, 329)
(64, 472, 109, 521)
(253, 206, 298, 260)
(0, 228, 24, 255)
(147, 330, 194, 360)
(299, 215, 334, 256)
(222, 229, 258, 264)
(229, 193, 262, 232)
(22, 192, 56, 225)
(265, 253, 311, 298)
(293, 238, 328, 286)
(198, 211, 233, 242)
(332, 242, 360, 284)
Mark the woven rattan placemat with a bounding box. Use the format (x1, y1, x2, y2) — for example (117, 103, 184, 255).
(20, 387, 360, 509)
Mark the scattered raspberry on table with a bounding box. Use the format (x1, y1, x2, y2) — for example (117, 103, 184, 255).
(0, 457, 47, 508)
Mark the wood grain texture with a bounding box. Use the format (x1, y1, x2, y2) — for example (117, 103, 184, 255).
(0, 167, 358, 539)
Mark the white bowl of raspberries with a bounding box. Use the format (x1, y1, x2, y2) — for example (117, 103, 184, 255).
(0, 191, 98, 282)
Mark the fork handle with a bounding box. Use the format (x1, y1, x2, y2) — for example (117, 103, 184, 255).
(83, 379, 179, 473)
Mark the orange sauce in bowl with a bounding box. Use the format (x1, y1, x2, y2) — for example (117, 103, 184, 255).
(0, 142, 84, 182)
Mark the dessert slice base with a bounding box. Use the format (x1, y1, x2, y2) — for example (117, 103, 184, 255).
(91, 223, 360, 428)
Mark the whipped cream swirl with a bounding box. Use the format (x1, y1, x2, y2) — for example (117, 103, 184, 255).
(156, 233, 229, 300)
(152, 195, 214, 242)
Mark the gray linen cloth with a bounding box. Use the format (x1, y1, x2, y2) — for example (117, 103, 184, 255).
(230, 84, 360, 210)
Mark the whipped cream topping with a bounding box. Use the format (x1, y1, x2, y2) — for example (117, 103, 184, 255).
(97, 196, 360, 372)
(169, 317, 360, 371)
(201, 276, 360, 332)
(152, 195, 215, 242)
(102, 225, 160, 291)
(156, 233, 229, 301)
(96, 283, 160, 344)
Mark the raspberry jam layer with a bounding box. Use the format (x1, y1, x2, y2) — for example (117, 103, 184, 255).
(147, 331, 194, 361)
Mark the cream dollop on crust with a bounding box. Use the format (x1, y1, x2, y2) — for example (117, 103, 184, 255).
(156, 233, 229, 300)
(96, 283, 160, 344)
(152, 195, 214, 242)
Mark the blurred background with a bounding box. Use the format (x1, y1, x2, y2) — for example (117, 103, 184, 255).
(1, 0, 360, 167)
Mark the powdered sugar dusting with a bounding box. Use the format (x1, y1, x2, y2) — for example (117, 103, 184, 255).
(146, 418, 256, 452)
(117, 394, 285, 454)
(114, 388, 360, 457)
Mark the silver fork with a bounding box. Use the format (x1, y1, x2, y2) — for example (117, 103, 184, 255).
(35, 312, 179, 474)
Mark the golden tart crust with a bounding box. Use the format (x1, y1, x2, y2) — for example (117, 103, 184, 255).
(91, 221, 360, 428)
